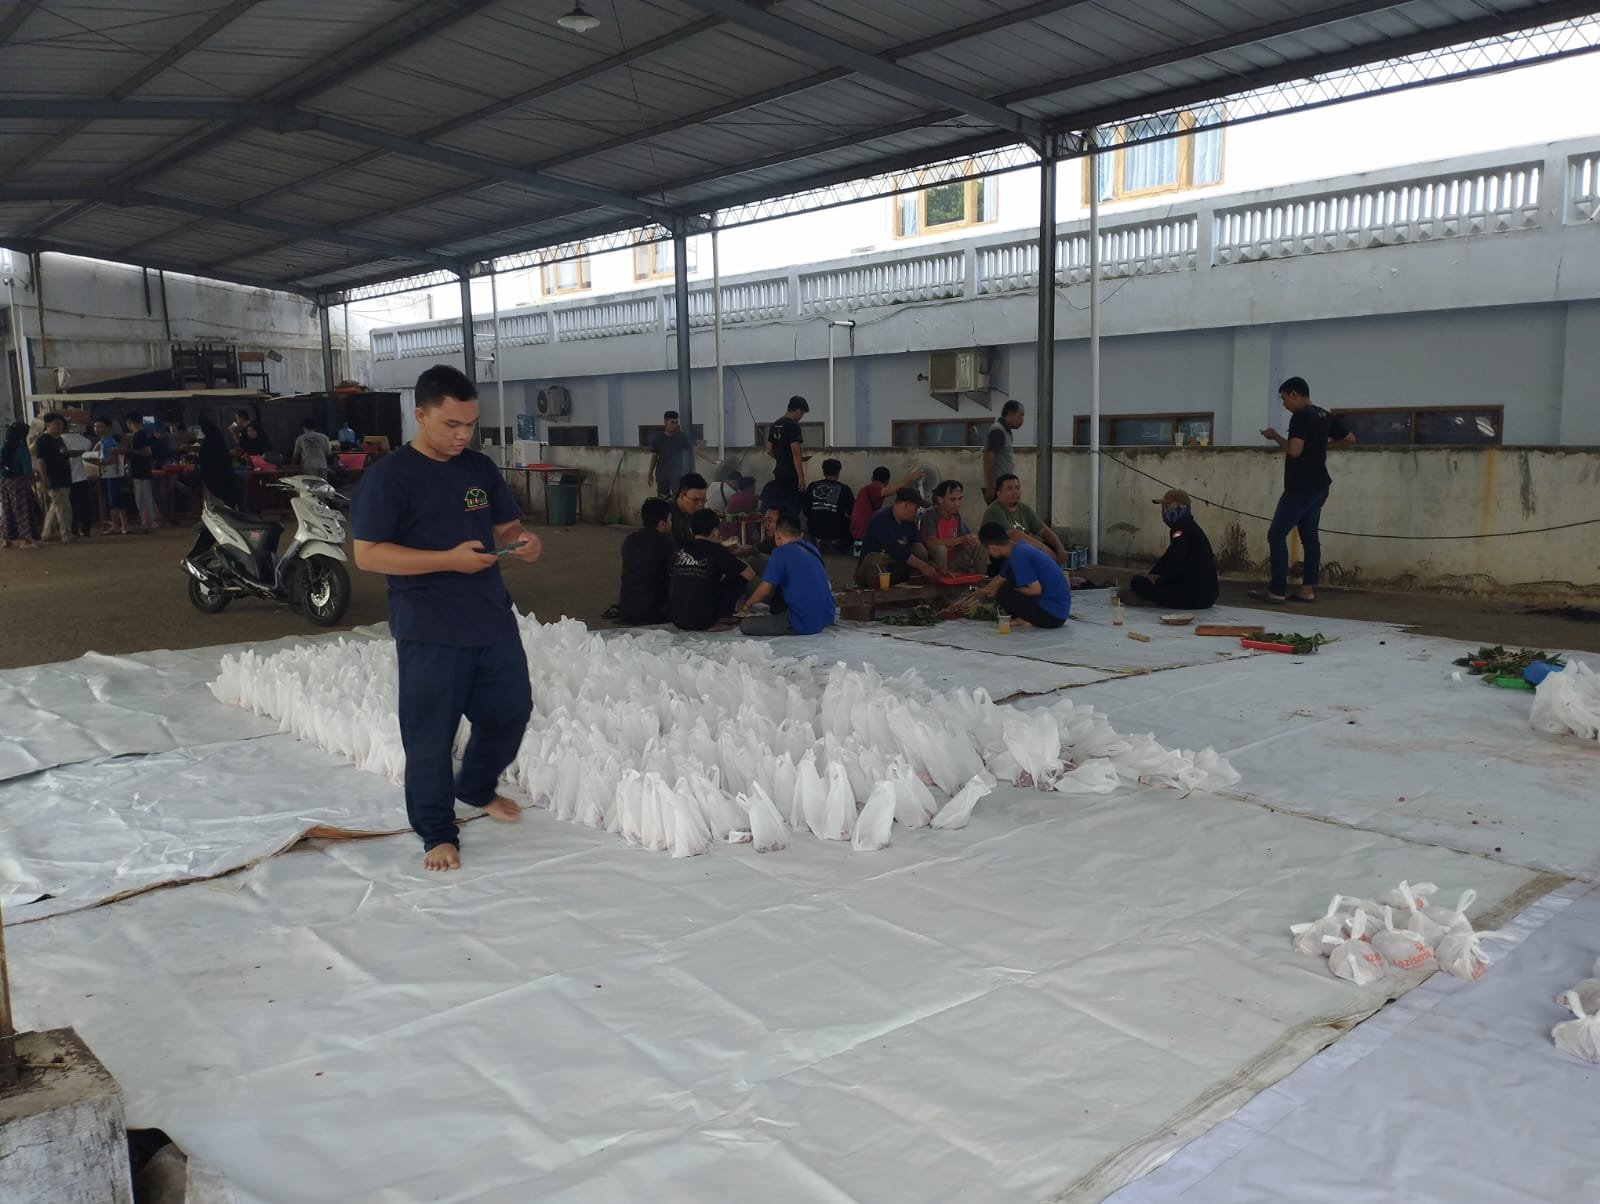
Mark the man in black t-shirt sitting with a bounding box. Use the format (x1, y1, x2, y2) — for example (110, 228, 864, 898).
(669, 509, 754, 631)
(802, 458, 854, 551)
(1258, 376, 1355, 603)
(615, 498, 674, 625)
(669, 472, 709, 547)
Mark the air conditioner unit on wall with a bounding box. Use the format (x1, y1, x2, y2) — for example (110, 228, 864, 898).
(536, 384, 572, 419)
(928, 348, 996, 412)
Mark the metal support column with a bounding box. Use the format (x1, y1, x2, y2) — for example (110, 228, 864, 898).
(458, 271, 476, 383)
(1088, 130, 1102, 567)
(1034, 142, 1058, 525)
(318, 305, 334, 392)
(672, 218, 693, 432)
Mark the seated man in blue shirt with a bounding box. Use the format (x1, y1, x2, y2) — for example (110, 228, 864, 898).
(351, 364, 543, 873)
(735, 515, 836, 636)
(977, 521, 1071, 629)
(855, 487, 940, 588)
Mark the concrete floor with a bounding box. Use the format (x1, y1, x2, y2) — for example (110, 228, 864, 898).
(1, 521, 1596, 670)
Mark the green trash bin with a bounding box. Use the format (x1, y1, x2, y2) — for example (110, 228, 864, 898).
(546, 478, 579, 526)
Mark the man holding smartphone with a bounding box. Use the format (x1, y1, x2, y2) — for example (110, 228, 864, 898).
(352, 364, 543, 872)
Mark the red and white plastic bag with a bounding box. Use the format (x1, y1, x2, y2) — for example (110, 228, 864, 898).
(1325, 914, 1388, 984)
(1382, 879, 1440, 911)
(1434, 926, 1506, 981)
(1370, 906, 1435, 971)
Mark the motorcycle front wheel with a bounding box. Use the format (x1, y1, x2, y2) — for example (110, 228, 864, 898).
(186, 560, 232, 614)
(295, 555, 351, 627)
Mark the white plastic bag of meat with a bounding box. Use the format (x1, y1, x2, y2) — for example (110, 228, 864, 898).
(820, 761, 857, 842)
(1529, 659, 1600, 742)
(1050, 758, 1120, 795)
(1002, 711, 1060, 788)
(1371, 906, 1435, 971)
(796, 751, 828, 835)
(744, 785, 787, 854)
(1290, 895, 1351, 957)
(852, 782, 896, 852)
(932, 775, 994, 830)
(1555, 958, 1600, 1014)
(1381, 880, 1439, 911)
(1435, 927, 1507, 982)
(1325, 914, 1388, 985)
(892, 766, 939, 829)
(1552, 991, 1600, 1063)
(1425, 889, 1479, 937)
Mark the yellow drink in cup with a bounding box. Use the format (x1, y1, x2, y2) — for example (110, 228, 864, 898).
(877, 570, 891, 590)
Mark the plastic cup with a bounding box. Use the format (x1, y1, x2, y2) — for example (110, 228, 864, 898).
(877, 571, 891, 590)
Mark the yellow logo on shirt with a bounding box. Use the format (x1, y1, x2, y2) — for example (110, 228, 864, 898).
(464, 487, 489, 511)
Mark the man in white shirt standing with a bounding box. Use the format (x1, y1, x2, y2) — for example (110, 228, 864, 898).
(61, 420, 94, 538)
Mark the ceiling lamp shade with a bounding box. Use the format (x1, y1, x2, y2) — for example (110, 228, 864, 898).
(556, 3, 602, 33)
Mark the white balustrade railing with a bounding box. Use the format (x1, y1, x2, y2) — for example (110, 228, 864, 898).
(669, 278, 791, 329)
(975, 216, 1197, 294)
(553, 298, 657, 341)
(1214, 163, 1542, 264)
(1570, 152, 1599, 224)
(799, 251, 964, 315)
(375, 143, 1595, 360)
(394, 323, 465, 359)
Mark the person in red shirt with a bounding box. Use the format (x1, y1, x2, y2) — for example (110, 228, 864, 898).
(918, 479, 982, 575)
(849, 465, 923, 541)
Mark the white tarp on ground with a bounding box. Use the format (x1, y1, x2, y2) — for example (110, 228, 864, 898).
(8, 774, 1540, 1204)
(1058, 634, 1600, 881)
(3, 609, 1592, 1202)
(1105, 878, 1600, 1204)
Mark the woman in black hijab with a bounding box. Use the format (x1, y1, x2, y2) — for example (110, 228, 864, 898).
(197, 419, 242, 508)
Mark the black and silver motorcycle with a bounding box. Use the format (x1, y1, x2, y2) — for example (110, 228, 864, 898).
(181, 475, 352, 626)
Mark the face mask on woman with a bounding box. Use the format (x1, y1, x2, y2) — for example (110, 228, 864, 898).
(1161, 503, 1190, 528)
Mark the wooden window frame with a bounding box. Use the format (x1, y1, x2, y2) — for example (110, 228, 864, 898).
(540, 247, 592, 295)
(1081, 111, 1225, 204)
(890, 418, 992, 447)
(1072, 411, 1215, 447)
(632, 239, 697, 282)
(755, 420, 826, 446)
(892, 166, 993, 239)
(638, 423, 706, 447)
(1331, 405, 1504, 447)
(544, 425, 599, 447)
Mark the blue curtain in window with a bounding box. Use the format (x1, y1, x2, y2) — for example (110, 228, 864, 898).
(1192, 105, 1224, 186)
(897, 191, 919, 236)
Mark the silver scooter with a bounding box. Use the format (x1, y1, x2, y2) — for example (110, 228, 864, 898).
(181, 475, 351, 626)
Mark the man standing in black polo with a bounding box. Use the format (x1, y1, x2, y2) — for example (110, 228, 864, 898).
(765, 396, 808, 515)
(1258, 376, 1355, 604)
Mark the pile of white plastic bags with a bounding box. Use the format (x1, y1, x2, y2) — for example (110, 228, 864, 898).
(1291, 880, 1507, 984)
(211, 615, 1240, 857)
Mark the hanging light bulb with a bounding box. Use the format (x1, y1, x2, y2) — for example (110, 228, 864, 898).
(556, 2, 602, 33)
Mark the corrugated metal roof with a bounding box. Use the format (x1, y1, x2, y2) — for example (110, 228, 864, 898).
(1, 0, 1595, 298)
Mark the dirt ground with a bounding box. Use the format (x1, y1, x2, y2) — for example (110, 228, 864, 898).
(1, 521, 1596, 671)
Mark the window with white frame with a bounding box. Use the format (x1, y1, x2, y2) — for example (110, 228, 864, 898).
(633, 237, 698, 281)
(540, 248, 592, 295)
(1085, 107, 1225, 203)
(893, 166, 997, 238)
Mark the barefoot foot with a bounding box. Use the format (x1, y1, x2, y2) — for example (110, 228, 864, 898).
(483, 796, 522, 823)
(423, 844, 461, 871)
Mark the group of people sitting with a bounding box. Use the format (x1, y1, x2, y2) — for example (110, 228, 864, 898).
(615, 476, 837, 638)
(612, 452, 1224, 639)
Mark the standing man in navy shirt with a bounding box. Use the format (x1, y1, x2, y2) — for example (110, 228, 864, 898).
(351, 365, 543, 872)
(1257, 376, 1355, 604)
